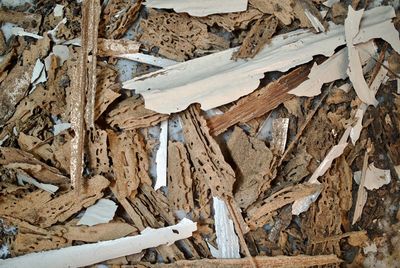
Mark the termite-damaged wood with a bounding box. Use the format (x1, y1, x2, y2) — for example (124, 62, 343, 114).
(180, 105, 250, 236)
(0, 175, 109, 228)
(207, 66, 310, 136)
(167, 141, 194, 213)
(198, 8, 263, 32)
(0, 36, 50, 126)
(181, 105, 236, 199)
(94, 63, 121, 120)
(139, 9, 229, 61)
(108, 130, 152, 199)
(301, 156, 352, 257)
(246, 183, 322, 229)
(88, 129, 110, 175)
(227, 127, 275, 209)
(100, 0, 143, 39)
(0, 147, 68, 185)
(70, 0, 100, 190)
(0, 10, 42, 33)
(232, 15, 278, 60)
(106, 96, 168, 130)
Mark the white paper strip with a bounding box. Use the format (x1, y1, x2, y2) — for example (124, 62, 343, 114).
(123, 6, 400, 114)
(0, 218, 197, 268)
(212, 197, 240, 259)
(154, 120, 168, 190)
(144, 0, 248, 16)
(77, 199, 118, 226)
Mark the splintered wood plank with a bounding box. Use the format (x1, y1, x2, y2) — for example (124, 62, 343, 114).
(70, 0, 100, 190)
(208, 66, 309, 135)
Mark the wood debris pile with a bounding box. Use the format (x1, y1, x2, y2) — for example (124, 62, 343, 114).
(0, 0, 399, 267)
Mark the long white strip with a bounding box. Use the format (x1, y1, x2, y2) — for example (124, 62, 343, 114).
(143, 0, 248, 17)
(123, 6, 399, 114)
(154, 120, 168, 190)
(0, 218, 197, 268)
(211, 197, 240, 259)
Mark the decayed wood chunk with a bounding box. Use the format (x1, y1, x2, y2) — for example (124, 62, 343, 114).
(106, 96, 168, 130)
(227, 127, 275, 209)
(108, 130, 152, 199)
(0, 36, 50, 125)
(301, 156, 352, 257)
(97, 38, 141, 57)
(88, 129, 110, 175)
(0, 10, 42, 33)
(181, 105, 236, 199)
(198, 8, 263, 32)
(233, 15, 278, 59)
(0, 147, 68, 185)
(208, 66, 309, 136)
(167, 141, 194, 213)
(94, 63, 121, 120)
(100, 0, 143, 39)
(139, 9, 229, 61)
(246, 183, 322, 229)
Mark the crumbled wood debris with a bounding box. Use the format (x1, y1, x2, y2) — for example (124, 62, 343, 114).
(1, 1, 399, 267)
